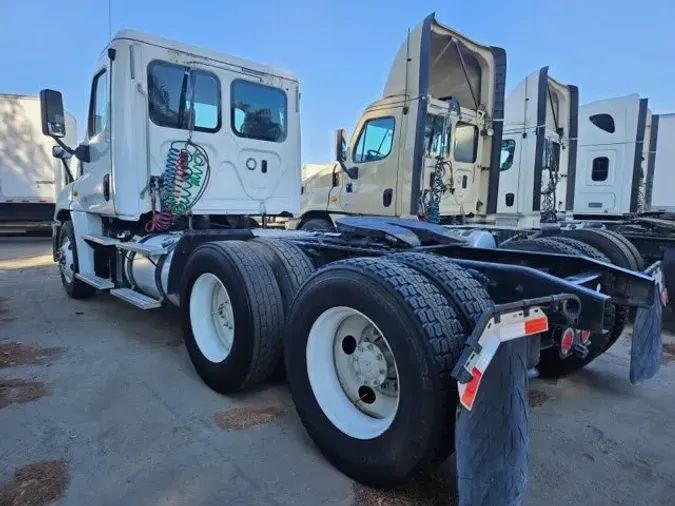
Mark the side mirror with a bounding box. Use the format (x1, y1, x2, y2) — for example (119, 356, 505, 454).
(335, 128, 347, 163)
(40, 89, 66, 138)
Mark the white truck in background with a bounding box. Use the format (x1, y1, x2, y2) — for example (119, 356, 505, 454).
(573, 94, 651, 218)
(648, 113, 674, 213)
(0, 94, 77, 231)
(497, 67, 578, 227)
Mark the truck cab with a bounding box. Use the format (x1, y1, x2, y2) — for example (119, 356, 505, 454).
(295, 14, 506, 229)
(50, 30, 300, 230)
(573, 94, 650, 218)
(496, 68, 578, 228)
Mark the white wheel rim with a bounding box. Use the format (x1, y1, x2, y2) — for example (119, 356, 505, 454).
(59, 237, 74, 283)
(306, 306, 400, 440)
(189, 273, 235, 363)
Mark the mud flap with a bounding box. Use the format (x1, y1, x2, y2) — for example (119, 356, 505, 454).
(455, 339, 529, 506)
(451, 300, 571, 506)
(630, 262, 666, 384)
(630, 289, 663, 384)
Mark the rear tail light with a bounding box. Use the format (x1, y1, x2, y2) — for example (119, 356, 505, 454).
(560, 328, 574, 356)
(580, 330, 591, 344)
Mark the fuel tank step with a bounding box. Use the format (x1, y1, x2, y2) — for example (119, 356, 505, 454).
(75, 273, 114, 290)
(110, 288, 161, 310)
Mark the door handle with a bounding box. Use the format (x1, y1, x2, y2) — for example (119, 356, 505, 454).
(383, 188, 393, 207)
(103, 174, 110, 201)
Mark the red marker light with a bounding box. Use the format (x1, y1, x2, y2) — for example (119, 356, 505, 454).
(560, 328, 574, 355)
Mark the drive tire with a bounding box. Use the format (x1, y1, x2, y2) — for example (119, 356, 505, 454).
(562, 228, 638, 271)
(388, 252, 492, 332)
(250, 238, 315, 379)
(396, 252, 529, 504)
(538, 237, 621, 377)
(604, 229, 645, 271)
(180, 240, 284, 393)
(284, 257, 465, 487)
(58, 221, 96, 299)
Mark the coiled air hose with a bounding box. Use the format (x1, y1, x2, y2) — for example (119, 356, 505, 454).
(146, 139, 211, 232)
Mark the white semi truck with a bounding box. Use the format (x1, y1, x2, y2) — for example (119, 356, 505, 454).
(574, 94, 651, 218)
(649, 113, 675, 213)
(497, 67, 577, 228)
(0, 93, 77, 230)
(38, 15, 662, 506)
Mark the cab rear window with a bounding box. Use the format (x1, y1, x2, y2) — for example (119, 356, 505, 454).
(147, 61, 221, 132)
(231, 80, 287, 142)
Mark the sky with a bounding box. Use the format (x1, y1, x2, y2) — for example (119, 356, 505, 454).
(2, 0, 674, 164)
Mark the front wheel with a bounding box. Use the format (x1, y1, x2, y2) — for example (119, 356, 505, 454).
(57, 221, 96, 299)
(300, 217, 334, 231)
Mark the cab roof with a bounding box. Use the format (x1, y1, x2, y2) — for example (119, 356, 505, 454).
(110, 29, 298, 83)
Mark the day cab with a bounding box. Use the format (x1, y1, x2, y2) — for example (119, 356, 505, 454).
(291, 14, 506, 230)
(45, 28, 301, 271)
(497, 67, 578, 228)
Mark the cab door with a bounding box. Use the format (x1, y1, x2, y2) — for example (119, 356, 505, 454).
(339, 112, 400, 215)
(75, 55, 115, 215)
(496, 135, 522, 212)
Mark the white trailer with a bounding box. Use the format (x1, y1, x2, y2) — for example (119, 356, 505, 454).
(0, 94, 76, 230)
(36, 17, 661, 506)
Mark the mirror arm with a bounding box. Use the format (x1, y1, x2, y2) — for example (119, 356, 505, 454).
(53, 136, 76, 157)
(53, 136, 90, 163)
(59, 158, 74, 185)
(340, 161, 358, 179)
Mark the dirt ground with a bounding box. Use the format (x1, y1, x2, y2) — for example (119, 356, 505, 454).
(1, 236, 674, 505)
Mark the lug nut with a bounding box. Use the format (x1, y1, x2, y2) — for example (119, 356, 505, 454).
(367, 344, 373, 351)
(376, 353, 383, 360)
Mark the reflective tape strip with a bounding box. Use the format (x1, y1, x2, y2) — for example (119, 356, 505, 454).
(460, 367, 483, 409)
(458, 308, 548, 411)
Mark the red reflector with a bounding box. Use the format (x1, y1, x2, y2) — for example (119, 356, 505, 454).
(461, 367, 483, 408)
(6, 200, 13, 203)
(525, 316, 548, 335)
(38, 200, 47, 203)
(21, 200, 29, 203)
(580, 330, 591, 343)
(561, 328, 574, 354)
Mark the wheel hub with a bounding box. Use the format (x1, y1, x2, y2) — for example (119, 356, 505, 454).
(59, 237, 74, 283)
(351, 343, 387, 387)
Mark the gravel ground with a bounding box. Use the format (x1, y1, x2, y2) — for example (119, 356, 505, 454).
(1, 236, 674, 505)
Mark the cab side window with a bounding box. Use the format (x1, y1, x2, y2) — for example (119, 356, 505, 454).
(88, 69, 107, 138)
(453, 122, 478, 163)
(500, 139, 516, 171)
(353, 117, 395, 163)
